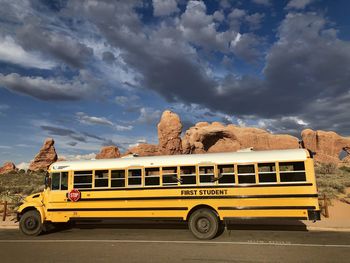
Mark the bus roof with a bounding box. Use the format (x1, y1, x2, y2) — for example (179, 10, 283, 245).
(49, 149, 309, 172)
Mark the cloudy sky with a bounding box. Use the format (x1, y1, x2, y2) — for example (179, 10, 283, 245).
(0, 0, 349, 166)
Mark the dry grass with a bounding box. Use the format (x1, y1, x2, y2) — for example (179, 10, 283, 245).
(0, 171, 45, 208)
(315, 163, 350, 199)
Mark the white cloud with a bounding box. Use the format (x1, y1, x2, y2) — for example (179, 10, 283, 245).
(76, 112, 114, 126)
(137, 107, 162, 125)
(178, 1, 241, 53)
(76, 112, 133, 131)
(0, 36, 57, 69)
(286, 0, 314, 10)
(153, 0, 179, 16)
(0, 145, 12, 149)
(59, 153, 96, 161)
(16, 162, 29, 170)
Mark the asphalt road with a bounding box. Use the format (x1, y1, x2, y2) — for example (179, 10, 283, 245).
(0, 222, 349, 263)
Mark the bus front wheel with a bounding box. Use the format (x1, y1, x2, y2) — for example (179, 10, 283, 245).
(19, 210, 43, 236)
(188, 208, 219, 240)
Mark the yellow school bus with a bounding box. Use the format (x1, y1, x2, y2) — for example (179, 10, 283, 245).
(17, 149, 320, 239)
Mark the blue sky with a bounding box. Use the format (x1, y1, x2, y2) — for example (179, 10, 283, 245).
(0, 0, 350, 167)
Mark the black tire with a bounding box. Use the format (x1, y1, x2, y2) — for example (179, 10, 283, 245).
(19, 210, 43, 236)
(188, 208, 220, 240)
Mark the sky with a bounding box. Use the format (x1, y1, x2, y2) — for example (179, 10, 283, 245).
(0, 0, 350, 167)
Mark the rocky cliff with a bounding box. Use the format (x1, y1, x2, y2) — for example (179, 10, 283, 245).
(95, 146, 121, 159)
(182, 122, 299, 154)
(28, 138, 58, 171)
(157, 110, 183, 155)
(302, 129, 350, 164)
(0, 162, 17, 174)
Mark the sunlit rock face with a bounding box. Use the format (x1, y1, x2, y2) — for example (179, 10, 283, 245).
(157, 110, 183, 155)
(302, 129, 350, 164)
(182, 122, 300, 154)
(0, 162, 17, 174)
(29, 138, 58, 171)
(96, 146, 121, 159)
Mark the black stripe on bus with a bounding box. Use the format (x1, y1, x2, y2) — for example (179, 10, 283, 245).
(78, 183, 313, 192)
(76, 194, 318, 202)
(223, 217, 308, 221)
(218, 206, 316, 210)
(70, 217, 184, 221)
(48, 207, 188, 212)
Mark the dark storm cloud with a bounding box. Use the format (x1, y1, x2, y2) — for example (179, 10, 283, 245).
(61, 1, 350, 135)
(67, 141, 77, 147)
(40, 125, 86, 142)
(41, 125, 120, 148)
(102, 51, 116, 65)
(81, 132, 105, 141)
(0, 73, 94, 100)
(16, 23, 93, 69)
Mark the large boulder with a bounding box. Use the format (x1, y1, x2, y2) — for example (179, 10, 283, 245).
(182, 122, 300, 154)
(301, 129, 350, 164)
(96, 146, 121, 159)
(157, 110, 183, 155)
(0, 162, 17, 174)
(124, 144, 160, 157)
(29, 138, 58, 171)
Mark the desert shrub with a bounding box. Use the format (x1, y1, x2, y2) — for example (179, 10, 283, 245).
(316, 164, 350, 199)
(0, 170, 45, 201)
(315, 163, 337, 175)
(339, 166, 350, 173)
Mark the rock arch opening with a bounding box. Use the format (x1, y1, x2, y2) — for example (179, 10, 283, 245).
(339, 147, 349, 161)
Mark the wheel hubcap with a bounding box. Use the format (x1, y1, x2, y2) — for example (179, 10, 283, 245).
(25, 217, 38, 230)
(196, 218, 210, 233)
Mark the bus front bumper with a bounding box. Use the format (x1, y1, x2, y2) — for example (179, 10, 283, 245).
(308, 210, 321, 221)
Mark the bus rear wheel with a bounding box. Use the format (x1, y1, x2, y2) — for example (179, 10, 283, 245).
(19, 210, 43, 236)
(188, 208, 219, 240)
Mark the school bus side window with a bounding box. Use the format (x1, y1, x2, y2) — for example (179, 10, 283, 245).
(145, 168, 160, 186)
(180, 166, 196, 185)
(51, 172, 68, 190)
(279, 162, 306, 182)
(128, 169, 142, 186)
(95, 170, 109, 188)
(51, 173, 60, 190)
(111, 170, 125, 188)
(61, 172, 68, 190)
(74, 171, 93, 189)
(218, 165, 235, 184)
(237, 165, 256, 184)
(162, 167, 178, 186)
(258, 163, 277, 183)
(199, 166, 215, 184)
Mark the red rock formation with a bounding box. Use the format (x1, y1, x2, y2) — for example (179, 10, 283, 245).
(29, 138, 58, 171)
(123, 144, 160, 157)
(96, 146, 121, 159)
(301, 129, 350, 164)
(157, 110, 183, 155)
(0, 162, 17, 174)
(182, 122, 300, 154)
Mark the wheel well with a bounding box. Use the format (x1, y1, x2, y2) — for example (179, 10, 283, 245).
(17, 207, 38, 221)
(186, 205, 219, 221)
(21, 207, 38, 214)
